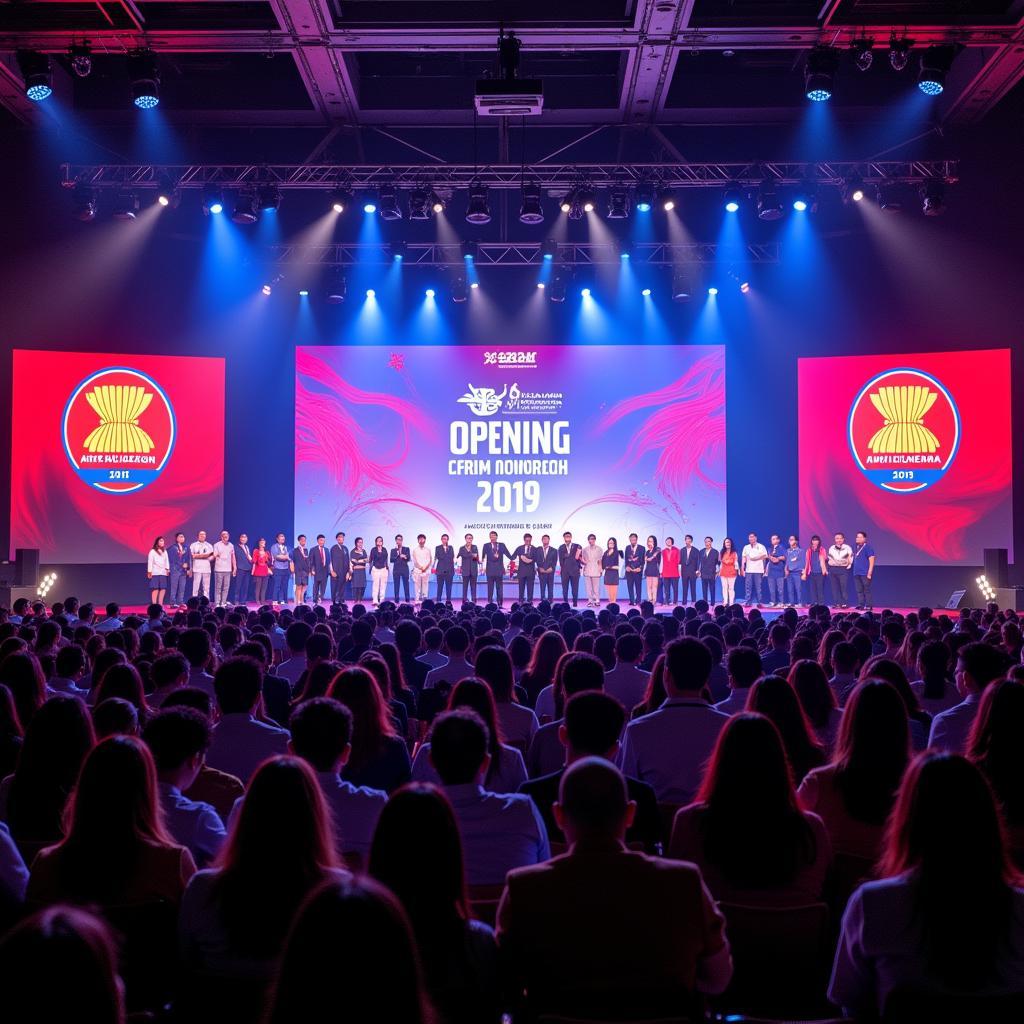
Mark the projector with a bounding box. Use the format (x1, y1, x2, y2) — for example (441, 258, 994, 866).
(474, 79, 544, 116)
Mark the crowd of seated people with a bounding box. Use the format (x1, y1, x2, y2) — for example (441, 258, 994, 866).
(0, 592, 1023, 1022)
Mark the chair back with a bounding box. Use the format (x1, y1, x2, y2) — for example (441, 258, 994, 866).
(657, 804, 681, 846)
(883, 989, 1024, 1023)
(830, 851, 877, 913)
(469, 882, 505, 926)
(102, 899, 179, 1013)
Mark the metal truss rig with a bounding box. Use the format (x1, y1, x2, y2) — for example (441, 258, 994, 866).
(59, 160, 959, 196)
(268, 242, 779, 268)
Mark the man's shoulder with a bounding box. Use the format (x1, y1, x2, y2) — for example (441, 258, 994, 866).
(518, 770, 562, 800)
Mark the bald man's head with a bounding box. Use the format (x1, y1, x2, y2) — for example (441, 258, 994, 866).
(554, 756, 634, 842)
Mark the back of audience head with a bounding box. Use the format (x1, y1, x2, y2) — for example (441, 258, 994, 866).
(664, 637, 713, 696)
(555, 757, 634, 845)
(746, 674, 824, 782)
(0, 650, 47, 728)
(213, 656, 263, 715)
(561, 690, 626, 761)
(428, 709, 489, 786)
(92, 697, 139, 739)
(288, 697, 352, 774)
(143, 706, 212, 787)
(967, 679, 1024, 828)
(473, 645, 515, 702)
(328, 665, 396, 769)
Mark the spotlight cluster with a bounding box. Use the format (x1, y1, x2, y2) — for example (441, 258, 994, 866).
(18, 47, 162, 106)
(37, 572, 58, 599)
(976, 575, 997, 603)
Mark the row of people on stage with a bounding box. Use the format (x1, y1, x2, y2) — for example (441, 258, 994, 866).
(146, 528, 878, 611)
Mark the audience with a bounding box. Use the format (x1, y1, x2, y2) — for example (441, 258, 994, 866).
(746, 673, 827, 784)
(928, 641, 1010, 751)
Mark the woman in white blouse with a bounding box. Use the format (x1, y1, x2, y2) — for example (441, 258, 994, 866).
(146, 535, 170, 606)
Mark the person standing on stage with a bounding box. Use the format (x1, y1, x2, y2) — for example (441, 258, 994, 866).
(311, 534, 331, 604)
(512, 533, 538, 604)
(602, 537, 621, 605)
(643, 535, 661, 605)
(147, 536, 170, 606)
(581, 534, 603, 608)
(719, 537, 738, 606)
(741, 531, 767, 609)
(271, 533, 292, 605)
(370, 536, 390, 606)
(350, 538, 368, 601)
(168, 532, 190, 608)
(623, 533, 644, 607)
(482, 531, 512, 605)
(234, 533, 253, 606)
(434, 534, 455, 604)
(784, 535, 803, 607)
(765, 533, 786, 607)
(412, 534, 433, 603)
(390, 535, 411, 603)
(212, 530, 236, 608)
(251, 537, 272, 604)
(801, 535, 828, 607)
(661, 536, 680, 606)
(698, 537, 719, 606)
(291, 534, 311, 606)
(853, 531, 876, 611)
(190, 530, 214, 600)
(559, 531, 583, 607)
(827, 532, 853, 609)
(458, 534, 479, 604)
(536, 535, 557, 603)
(330, 532, 350, 605)
(679, 535, 698, 605)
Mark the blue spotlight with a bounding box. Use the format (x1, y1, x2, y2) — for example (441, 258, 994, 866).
(365, 288, 376, 298)
(18, 51, 53, 102)
(581, 287, 591, 298)
(804, 46, 838, 102)
(425, 288, 436, 298)
(918, 45, 958, 96)
(635, 182, 654, 212)
(708, 286, 719, 296)
(470, 281, 479, 290)
(724, 186, 742, 213)
(363, 197, 377, 214)
(641, 287, 652, 297)
(298, 289, 309, 297)
(203, 185, 224, 216)
(462, 240, 478, 261)
(537, 282, 545, 290)
(128, 49, 160, 109)
(793, 197, 808, 212)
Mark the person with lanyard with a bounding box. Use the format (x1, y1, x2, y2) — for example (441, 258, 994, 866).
(330, 532, 350, 605)
(481, 531, 513, 605)
(234, 533, 253, 606)
(660, 536, 680, 606)
(434, 534, 455, 604)
(602, 537, 621, 605)
(291, 534, 311, 606)
(801, 534, 828, 607)
(827, 531, 853, 609)
(718, 537, 738, 606)
(411, 534, 433, 603)
(147, 535, 170, 606)
(512, 533, 538, 604)
(765, 533, 787, 607)
(190, 529, 214, 600)
(698, 537, 719, 606)
(643, 535, 661, 606)
(349, 537, 368, 601)
(581, 534, 604, 608)
(784, 535, 803, 607)
(270, 532, 292, 605)
(251, 537, 273, 604)
(390, 534, 411, 603)
(458, 534, 479, 604)
(741, 531, 767, 609)
(168, 532, 191, 609)
(536, 534, 557, 603)
(852, 530, 876, 611)
(559, 532, 583, 607)
(369, 536, 390, 606)
(623, 533, 644, 607)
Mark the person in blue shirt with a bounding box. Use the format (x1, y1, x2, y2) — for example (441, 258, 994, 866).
(784, 535, 803, 607)
(765, 533, 787, 607)
(271, 532, 292, 605)
(852, 530, 876, 611)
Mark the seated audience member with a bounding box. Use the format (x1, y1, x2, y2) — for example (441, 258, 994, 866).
(180, 757, 344, 989)
(714, 645, 763, 716)
(0, 905, 126, 1024)
(669, 713, 831, 905)
(860, 656, 931, 751)
(417, 626, 448, 669)
(798, 680, 909, 863)
(206, 657, 289, 784)
(178, 628, 217, 698)
(830, 753, 1024, 1016)
(264, 876, 433, 1024)
(475, 645, 538, 752)
(602, 633, 650, 712)
(369, 783, 499, 1023)
(395, 620, 430, 693)
(429, 709, 549, 886)
(746, 674, 826, 784)
(26, 735, 196, 907)
(329, 666, 411, 793)
(1, 694, 95, 856)
(760, 623, 792, 675)
(788, 658, 844, 751)
(828, 641, 860, 706)
(424, 625, 475, 691)
(911, 640, 961, 716)
(497, 757, 731, 1018)
(288, 696, 387, 861)
(0, 683, 22, 782)
(92, 663, 151, 726)
(928, 641, 1010, 752)
(148, 652, 189, 708)
(0, 820, 29, 912)
(0, 650, 47, 728)
(621, 638, 729, 806)
(142, 708, 226, 867)
(414, 678, 527, 794)
(519, 630, 568, 708)
(92, 697, 139, 739)
(277, 621, 312, 688)
(519, 690, 660, 851)
(50, 645, 89, 697)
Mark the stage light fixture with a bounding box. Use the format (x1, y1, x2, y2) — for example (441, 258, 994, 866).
(70, 42, 93, 78)
(326, 269, 346, 304)
(889, 34, 911, 72)
(853, 39, 874, 72)
(920, 180, 947, 217)
(466, 182, 492, 225)
(112, 192, 140, 220)
(298, 289, 309, 297)
(257, 183, 281, 213)
(360, 190, 378, 214)
(876, 183, 904, 213)
(739, 280, 751, 294)
(470, 281, 479, 289)
(708, 286, 719, 296)
(723, 187, 742, 213)
(607, 187, 630, 220)
(17, 50, 52, 101)
(156, 173, 179, 208)
(389, 240, 407, 261)
(976, 575, 997, 603)
(425, 288, 436, 298)
(804, 46, 839, 101)
(579, 187, 596, 214)
(461, 240, 478, 261)
(581, 287, 592, 298)
(127, 49, 160, 109)
(617, 239, 633, 260)
(452, 276, 468, 303)
(918, 45, 959, 96)
(842, 176, 865, 204)
(365, 288, 376, 299)
(559, 196, 572, 214)
(756, 184, 784, 222)
(330, 187, 351, 213)
(548, 274, 567, 303)
(658, 189, 676, 212)
(519, 182, 545, 224)
(792, 182, 817, 213)
(70, 184, 98, 222)
(635, 182, 654, 212)
(231, 189, 259, 225)
(641, 287, 652, 297)
(378, 185, 402, 221)
(431, 193, 446, 214)
(672, 267, 696, 302)
(202, 185, 224, 216)
(541, 237, 557, 260)
(409, 188, 431, 220)
(262, 283, 273, 296)
(536, 282, 545, 290)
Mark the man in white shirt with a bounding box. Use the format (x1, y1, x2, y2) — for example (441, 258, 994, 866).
(827, 532, 854, 609)
(928, 642, 1009, 752)
(207, 656, 290, 782)
(95, 601, 124, 632)
(411, 534, 434, 603)
(424, 626, 474, 690)
(740, 532, 768, 608)
(431, 709, 550, 886)
(602, 632, 649, 711)
(190, 530, 214, 600)
(212, 531, 237, 608)
(288, 697, 388, 861)
(50, 645, 90, 697)
(620, 637, 729, 805)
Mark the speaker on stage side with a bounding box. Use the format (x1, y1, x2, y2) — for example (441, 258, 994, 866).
(983, 548, 1009, 589)
(14, 548, 39, 587)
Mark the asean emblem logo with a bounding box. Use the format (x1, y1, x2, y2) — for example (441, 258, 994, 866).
(848, 368, 960, 493)
(61, 367, 176, 494)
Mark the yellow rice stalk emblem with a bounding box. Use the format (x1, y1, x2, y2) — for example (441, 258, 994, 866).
(82, 385, 156, 454)
(867, 385, 941, 455)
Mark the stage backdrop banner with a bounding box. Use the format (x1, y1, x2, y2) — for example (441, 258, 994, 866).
(10, 350, 225, 564)
(798, 348, 1013, 566)
(295, 345, 726, 550)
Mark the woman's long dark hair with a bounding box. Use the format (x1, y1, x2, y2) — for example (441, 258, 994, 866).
(880, 752, 1019, 990)
(447, 678, 504, 787)
(967, 679, 1024, 828)
(917, 640, 952, 701)
(328, 666, 396, 772)
(473, 645, 516, 703)
(861, 655, 931, 733)
(746, 675, 826, 784)
(521, 630, 567, 703)
(787, 658, 837, 731)
(694, 713, 817, 888)
(0, 651, 47, 729)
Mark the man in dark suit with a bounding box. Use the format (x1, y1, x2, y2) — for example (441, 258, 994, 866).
(536, 534, 558, 603)
(697, 536, 720, 606)
(310, 534, 330, 604)
(519, 691, 661, 852)
(329, 531, 350, 605)
(434, 533, 455, 604)
(291, 534, 311, 606)
(233, 533, 253, 605)
(511, 533, 538, 604)
(679, 535, 699, 606)
(559, 531, 582, 606)
(481, 530, 513, 605)
(390, 534, 411, 603)
(623, 533, 644, 607)
(458, 533, 479, 604)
